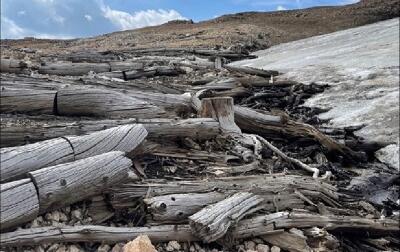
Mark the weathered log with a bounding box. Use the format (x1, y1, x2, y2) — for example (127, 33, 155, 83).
(261, 231, 312, 252)
(0, 58, 28, 74)
(0, 117, 219, 147)
(0, 88, 56, 114)
(0, 179, 39, 231)
(144, 190, 302, 225)
(38, 62, 111, 76)
(123, 66, 181, 80)
(111, 174, 339, 210)
(199, 97, 241, 133)
(58, 51, 121, 63)
(0, 124, 147, 182)
(189, 192, 264, 242)
(224, 65, 279, 77)
(56, 88, 165, 118)
(29, 151, 134, 212)
(109, 61, 144, 71)
(2, 211, 397, 246)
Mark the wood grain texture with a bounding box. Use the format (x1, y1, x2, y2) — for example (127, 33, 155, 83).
(0, 137, 74, 182)
(38, 62, 111, 76)
(29, 151, 134, 212)
(56, 88, 165, 118)
(0, 88, 57, 114)
(0, 59, 28, 74)
(224, 65, 279, 77)
(0, 179, 39, 231)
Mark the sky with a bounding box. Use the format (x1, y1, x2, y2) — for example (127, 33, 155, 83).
(1, 0, 359, 39)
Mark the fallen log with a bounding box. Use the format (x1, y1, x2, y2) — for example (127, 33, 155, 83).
(0, 124, 147, 182)
(2, 211, 397, 246)
(29, 151, 134, 212)
(56, 88, 165, 118)
(123, 66, 181, 80)
(0, 58, 28, 74)
(224, 65, 279, 77)
(188, 192, 264, 242)
(0, 179, 39, 231)
(0, 88, 57, 114)
(38, 62, 111, 76)
(261, 231, 312, 252)
(0, 117, 219, 147)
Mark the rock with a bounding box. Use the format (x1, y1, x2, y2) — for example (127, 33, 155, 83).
(189, 245, 196, 252)
(270, 246, 281, 252)
(47, 244, 60, 252)
(111, 243, 124, 252)
(122, 235, 157, 252)
(35, 246, 45, 252)
(68, 245, 82, 252)
(45, 211, 60, 222)
(59, 212, 69, 222)
(245, 241, 257, 251)
(256, 244, 270, 252)
(375, 144, 399, 170)
(71, 209, 83, 221)
(55, 245, 67, 252)
(98, 244, 111, 252)
(166, 241, 181, 251)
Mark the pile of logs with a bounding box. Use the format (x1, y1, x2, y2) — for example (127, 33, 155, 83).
(0, 49, 398, 252)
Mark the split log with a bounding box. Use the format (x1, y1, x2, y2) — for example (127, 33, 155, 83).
(123, 66, 181, 80)
(61, 51, 121, 63)
(2, 212, 397, 246)
(0, 124, 147, 182)
(0, 88, 56, 114)
(0, 58, 28, 74)
(109, 61, 144, 71)
(189, 192, 265, 242)
(38, 62, 111, 76)
(29, 151, 134, 212)
(0, 179, 39, 231)
(224, 65, 279, 77)
(199, 97, 241, 133)
(56, 88, 165, 118)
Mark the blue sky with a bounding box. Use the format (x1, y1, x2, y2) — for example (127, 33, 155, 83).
(1, 0, 358, 39)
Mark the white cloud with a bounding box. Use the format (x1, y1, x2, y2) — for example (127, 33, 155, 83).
(100, 5, 187, 30)
(1, 16, 72, 39)
(84, 14, 93, 21)
(18, 10, 26, 16)
(277, 5, 287, 11)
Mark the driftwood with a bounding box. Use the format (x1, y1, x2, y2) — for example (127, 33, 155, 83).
(224, 65, 279, 77)
(0, 124, 147, 182)
(29, 151, 134, 212)
(261, 231, 312, 252)
(0, 179, 39, 231)
(199, 97, 241, 133)
(0, 88, 57, 114)
(2, 211, 397, 246)
(38, 62, 111, 76)
(0, 58, 28, 74)
(0, 117, 219, 147)
(189, 192, 265, 242)
(56, 88, 165, 118)
(124, 66, 182, 80)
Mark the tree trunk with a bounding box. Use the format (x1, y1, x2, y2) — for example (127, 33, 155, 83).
(0, 124, 147, 182)
(199, 97, 241, 134)
(29, 151, 134, 212)
(0, 88, 56, 114)
(0, 117, 219, 147)
(224, 65, 279, 77)
(0, 58, 28, 74)
(38, 62, 111, 76)
(0, 179, 39, 231)
(56, 88, 166, 118)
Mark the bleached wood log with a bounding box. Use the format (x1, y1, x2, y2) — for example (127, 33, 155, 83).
(0, 88, 56, 114)
(199, 97, 241, 133)
(0, 58, 28, 74)
(0, 138, 74, 182)
(0, 179, 39, 231)
(123, 66, 181, 80)
(225, 65, 279, 77)
(0, 117, 219, 147)
(38, 62, 111, 76)
(56, 88, 166, 118)
(189, 192, 265, 242)
(0, 124, 147, 182)
(261, 231, 312, 252)
(2, 211, 396, 246)
(29, 151, 134, 212)
(109, 61, 144, 71)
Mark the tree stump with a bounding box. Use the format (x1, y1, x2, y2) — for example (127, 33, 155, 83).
(199, 97, 241, 134)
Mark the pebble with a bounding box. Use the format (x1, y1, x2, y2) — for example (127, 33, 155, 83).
(166, 241, 181, 251)
(71, 209, 83, 221)
(270, 246, 281, 252)
(47, 244, 60, 252)
(55, 245, 67, 252)
(244, 241, 257, 251)
(68, 245, 82, 252)
(111, 243, 124, 252)
(256, 244, 270, 252)
(97, 244, 111, 252)
(34, 246, 45, 252)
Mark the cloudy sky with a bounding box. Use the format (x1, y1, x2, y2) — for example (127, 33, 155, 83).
(1, 0, 358, 39)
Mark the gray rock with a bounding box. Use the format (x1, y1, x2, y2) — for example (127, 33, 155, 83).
(245, 241, 257, 251)
(256, 244, 270, 252)
(97, 244, 111, 252)
(166, 241, 181, 251)
(270, 246, 280, 252)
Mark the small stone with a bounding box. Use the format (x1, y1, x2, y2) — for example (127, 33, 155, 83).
(31, 218, 40, 228)
(35, 246, 45, 252)
(68, 245, 82, 252)
(189, 245, 196, 252)
(270, 246, 280, 252)
(71, 209, 83, 221)
(55, 245, 67, 252)
(47, 244, 60, 252)
(122, 235, 157, 252)
(166, 241, 181, 251)
(59, 212, 69, 222)
(111, 243, 124, 252)
(256, 244, 270, 252)
(245, 241, 257, 251)
(97, 244, 111, 252)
